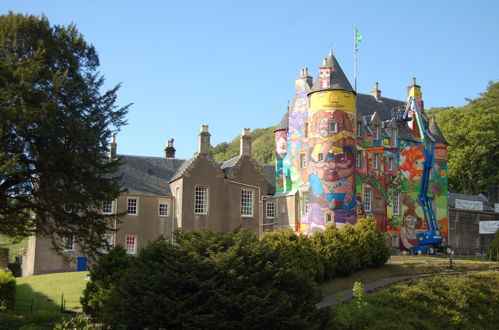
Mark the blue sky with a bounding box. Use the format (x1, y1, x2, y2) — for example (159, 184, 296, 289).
(2, 1, 498, 159)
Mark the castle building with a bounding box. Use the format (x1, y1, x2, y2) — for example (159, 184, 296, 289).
(270, 50, 449, 252)
(23, 49, 449, 275)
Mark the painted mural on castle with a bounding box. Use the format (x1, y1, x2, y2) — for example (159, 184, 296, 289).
(274, 51, 449, 252)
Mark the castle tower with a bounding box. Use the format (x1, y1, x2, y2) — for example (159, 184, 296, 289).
(302, 50, 357, 232)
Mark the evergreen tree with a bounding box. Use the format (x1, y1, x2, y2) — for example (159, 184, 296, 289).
(0, 13, 129, 256)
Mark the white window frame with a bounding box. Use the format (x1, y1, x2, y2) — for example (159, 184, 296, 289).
(387, 157, 394, 171)
(373, 153, 380, 170)
(391, 129, 398, 147)
(266, 201, 275, 219)
(356, 151, 362, 168)
(101, 234, 114, 253)
(194, 186, 208, 215)
(325, 213, 333, 224)
(300, 153, 306, 169)
(357, 122, 363, 137)
(373, 125, 379, 140)
(175, 186, 180, 217)
(127, 198, 138, 215)
(102, 200, 114, 214)
(364, 187, 372, 212)
(241, 189, 254, 217)
(159, 199, 169, 217)
(63, 234, 75, 252)
(125, 235, 137, 254)
(393, 192, 400, 215)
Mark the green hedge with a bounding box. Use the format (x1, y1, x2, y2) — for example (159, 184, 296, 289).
(0, 247, 8, 269)
(0, 270, 16, 311)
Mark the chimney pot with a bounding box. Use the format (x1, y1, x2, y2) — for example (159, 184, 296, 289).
(371, 81, 382, 101)
(240, 128, 251, 156)
(164, 139, 176, 158)
(109, 134, 117, 159)
(199, 125, 211, 154)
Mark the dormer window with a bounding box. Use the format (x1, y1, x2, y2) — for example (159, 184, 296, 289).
(391, 128, 398, 147)
(357, 122, 362, 137)
(373, 125, 379, 140)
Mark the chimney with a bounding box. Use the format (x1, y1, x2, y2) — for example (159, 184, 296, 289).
(198, 125, 211, 154)
(240, 128, 251, 156)
(164, 139, 176, 158)
(300, 67, 313, 88)
(371, 82, 382, 101)
(109, 133, 117, 159)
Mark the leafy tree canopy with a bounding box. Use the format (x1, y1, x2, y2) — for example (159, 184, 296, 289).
(0, 13, 129, 257)
(428, 81, 499, 194)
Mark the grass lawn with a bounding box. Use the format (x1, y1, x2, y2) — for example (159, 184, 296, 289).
(321, 255, 499, 296)
(0, 235, 28, 262)
(16, 271, 90, 313)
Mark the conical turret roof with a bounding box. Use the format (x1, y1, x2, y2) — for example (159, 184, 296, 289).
(311, 50, 354, 93)
(428, 117, 448, 144)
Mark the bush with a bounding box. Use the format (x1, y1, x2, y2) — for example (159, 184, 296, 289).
(0, 248, 8, 269)
(262, 229, 325, 282)
(488, 230, 499, 261)
(95, 232, 326, 329)
(355, 217, 390, 267)
(0, 270, 15, 311)
(80, 245, 132, 319)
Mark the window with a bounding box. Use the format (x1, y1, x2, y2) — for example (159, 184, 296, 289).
(391, 129, 398, 147)
(127, 198, 138, 215)
(373, 125, 379, 140)
(329, 122, 337, 133)
(102, 201, 114, 214)
(159, 199, 169, 216)
(194, 186, 208, 214)
(357, 122, 363, 137)
(391, 235, 399, 247)
(393, 193, 400, 215)
(363, 187, 372, 212)
(101, 234, 114, 253)
(318, 153, 324, 162)
(387, 157, 394, 171)
(63, 234, 75, 251)
(175, 187, 180, 217)
(266, 202, 275, 219)
(302, 191, 309, 215)
(325, 213, 333, 224)
(241, 189, 253, 217)
(373, 153, 380, 170)
(356, 151, 362, 168)
(300, 153, 306, 169)
(125, 235, 137, 254)
(304, 122, 309, 137)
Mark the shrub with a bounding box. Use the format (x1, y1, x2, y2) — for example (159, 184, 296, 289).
(0, 248, 8, 269)
(488, 230, 499, 261)
(262, 229, 324, 282)
(355, 217, 390, 267)
(80, 245, 132, 319)
(0, 270, 15, 311)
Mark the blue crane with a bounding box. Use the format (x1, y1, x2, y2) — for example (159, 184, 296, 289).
(392, 97, 448, 254)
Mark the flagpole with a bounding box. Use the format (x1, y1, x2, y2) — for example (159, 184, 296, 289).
(354, 24, 357, 92)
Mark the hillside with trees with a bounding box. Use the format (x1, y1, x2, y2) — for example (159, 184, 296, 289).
(212, 126, 276, 164)
(428, 81, 499, 194)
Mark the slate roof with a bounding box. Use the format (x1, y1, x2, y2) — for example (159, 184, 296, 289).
(429, 118, 448, 144)
(311, 51, 354, 93)
(448, 192, 496, 213)
(117, 154, 276, 197)
(275, 112, 289, 131)
(117, 155, 187, 196)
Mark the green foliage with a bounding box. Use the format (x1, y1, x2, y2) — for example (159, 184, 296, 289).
(0, 270, 15, 311)
(212, 126, 276, 164)
(0, 248, 8, 269)
(80, 246, 131, 319)
(92, 231, 326, 329)
(429, 81, 499, 194)
(489, 230, 499, 261)
(331, 272, 499, 329)
(0, 13, 129, 256)
(311, 217, 390, 280)
(262, 229, 325, 282)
